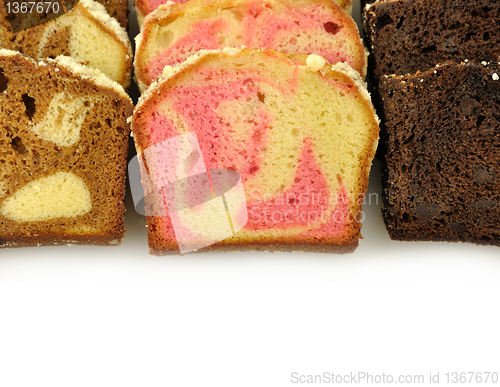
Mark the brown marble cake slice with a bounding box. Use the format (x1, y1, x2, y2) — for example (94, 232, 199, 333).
(0, 50, 133, 248)
(379, 61, 500, 245)
(0, 0, 132, 88)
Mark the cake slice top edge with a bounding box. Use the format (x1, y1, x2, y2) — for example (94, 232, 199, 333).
(51, 55, 132, 101)
(0, 49, 18, 57)
(142, 1, 176, 22)
(329, 61, 376, 115)
(0, 49, 131, 101)
(135, 47, 242, 111)
(135, 0, 176, 24)
(379, 60, 500, 81)
(78, 0, 131, 53)
(135, 48, 378, 122)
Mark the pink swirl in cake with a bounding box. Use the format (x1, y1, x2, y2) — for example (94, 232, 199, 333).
(134, 0, 353, 26)
(135, 0, 366, 92)
(132, 49, 379, 254)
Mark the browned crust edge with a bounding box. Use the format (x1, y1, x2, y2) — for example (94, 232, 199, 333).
(0, 232, 125, 248)
(149, 239, 359, 255)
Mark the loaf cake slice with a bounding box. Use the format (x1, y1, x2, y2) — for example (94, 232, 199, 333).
(380, 61, 500, 245)
(363, 0, 500, 85)
(132, 48, 380, 254)
(134, 0, 366, 92)
(0, 50, 133, 248)
(0, 0, 132, 88)
(134, 0, 353, 27)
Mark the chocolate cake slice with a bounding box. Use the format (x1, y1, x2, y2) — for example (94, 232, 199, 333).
(363, 0, 500, 85)
(380, 61, 500, 245)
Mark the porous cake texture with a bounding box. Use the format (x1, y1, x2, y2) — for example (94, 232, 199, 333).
(132, 49, 380, 254)
(0, 50, 133, 248)
(97, 0, 129, 28)
(0, 0, 132, 88)
(363, 0, 500, 85)
(134, 0, 353, 27)
(380, 61, 500, 245)
(134, 0, 366, 92)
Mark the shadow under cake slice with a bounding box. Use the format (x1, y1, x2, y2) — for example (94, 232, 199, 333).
(132, 48, 380, 254)
(379, 61, 500, 245)
(0, 50, 133, 248)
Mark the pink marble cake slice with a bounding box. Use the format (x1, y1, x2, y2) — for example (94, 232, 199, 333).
(134, 0, 366, 92)
(134, 0, 353, 27)
(131, 48, 380, 254)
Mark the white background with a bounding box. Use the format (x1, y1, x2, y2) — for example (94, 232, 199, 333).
(1, 1, 499, 386)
